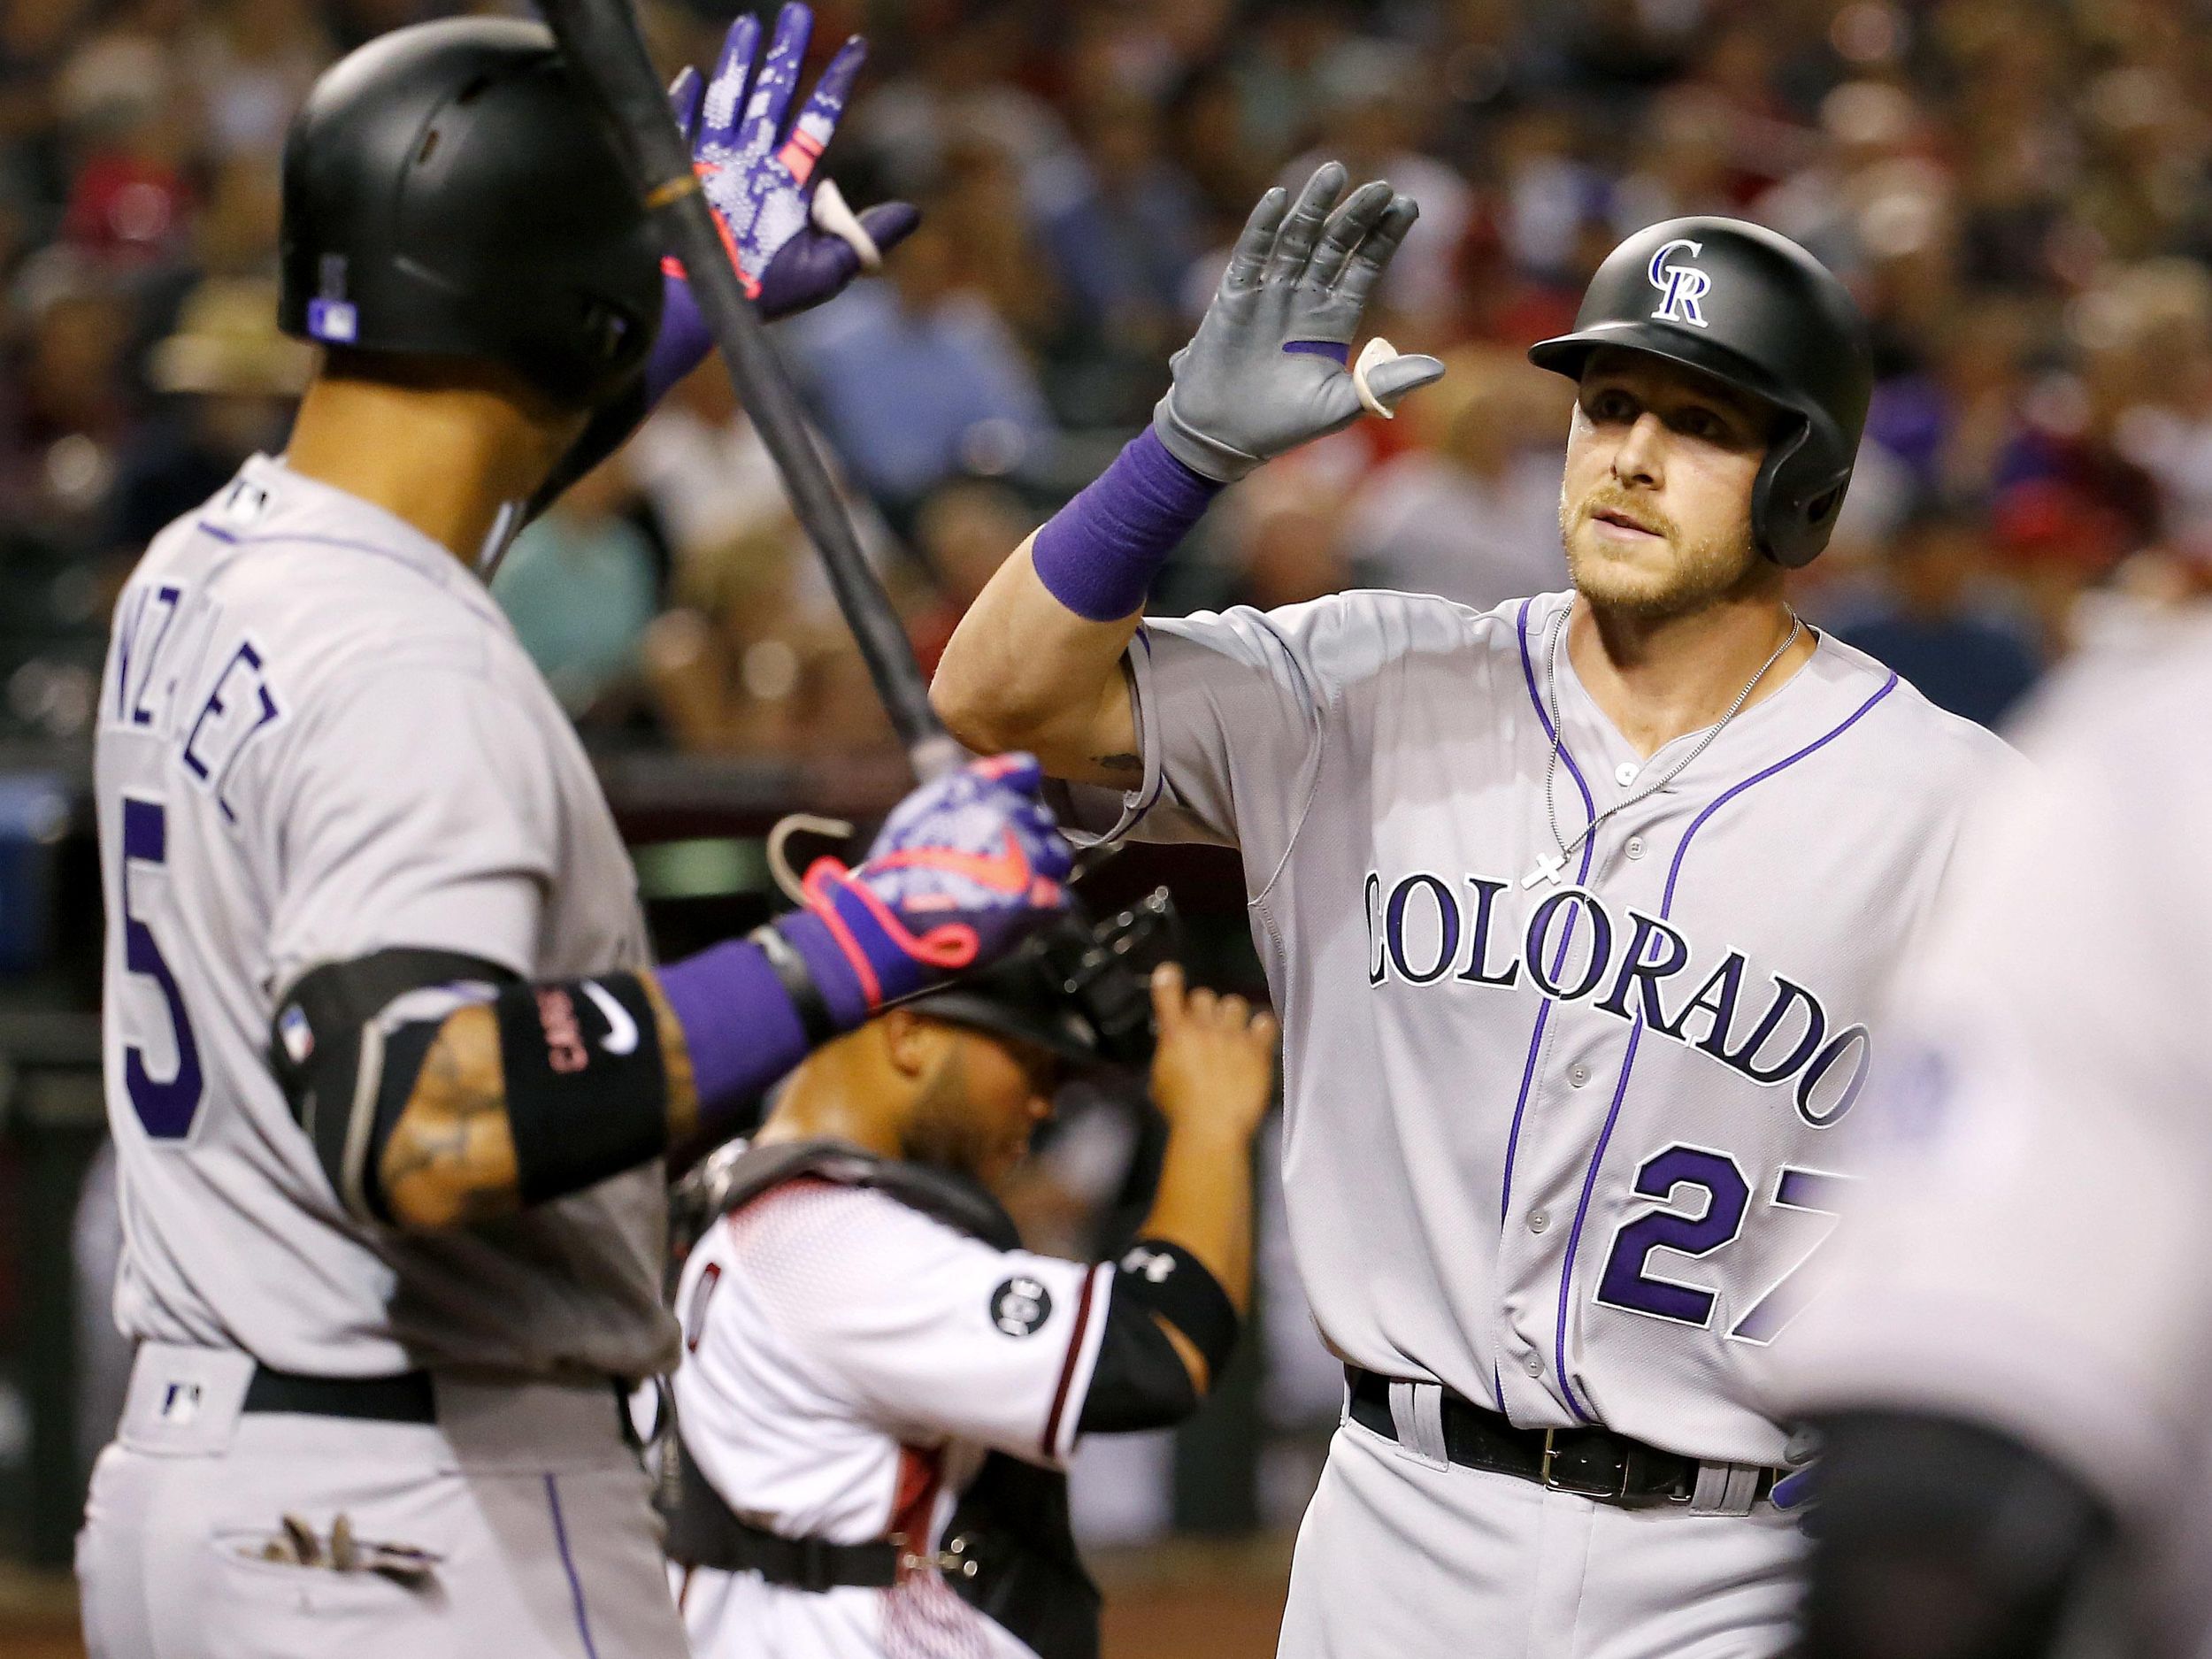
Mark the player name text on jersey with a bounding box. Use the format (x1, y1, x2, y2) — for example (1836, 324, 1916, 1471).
(106, 577, 285, 828)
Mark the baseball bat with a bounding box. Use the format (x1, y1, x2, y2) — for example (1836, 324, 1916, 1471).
(535, 0, 964, 784)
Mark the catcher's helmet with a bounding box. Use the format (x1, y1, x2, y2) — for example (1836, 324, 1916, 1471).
(910, 889, 1180, 1071)
(277, 19, 661, 406)
(1529, 219, 1873, 568)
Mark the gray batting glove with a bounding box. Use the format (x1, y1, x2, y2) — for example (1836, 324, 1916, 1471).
(1152, 162, 1445, 482)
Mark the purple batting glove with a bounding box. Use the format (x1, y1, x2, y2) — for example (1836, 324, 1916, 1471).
(767, 755, 1073, 1023)
(641, 4, 919, 402)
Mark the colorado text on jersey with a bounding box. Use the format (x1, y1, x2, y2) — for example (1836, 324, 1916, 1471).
(1365, 869, 1870, 1129)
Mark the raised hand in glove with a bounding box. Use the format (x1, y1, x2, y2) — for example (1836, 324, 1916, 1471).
(668, 4, 918, 319)
(1155, 162, 1445, 481)
(641, 3, 918, 403)
(769, 756, 1073, 1023)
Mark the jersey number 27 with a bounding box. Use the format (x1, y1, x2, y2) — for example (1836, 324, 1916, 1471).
(1594, 1145, 1847, 1343)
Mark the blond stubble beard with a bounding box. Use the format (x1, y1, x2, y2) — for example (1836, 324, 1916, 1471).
(1557, 485, 1765, 620)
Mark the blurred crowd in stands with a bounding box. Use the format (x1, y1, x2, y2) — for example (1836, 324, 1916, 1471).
(12, 0, 2212, 758)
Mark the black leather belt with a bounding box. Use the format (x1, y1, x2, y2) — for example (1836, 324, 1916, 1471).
(239, 1365, 641, 1446)
(1345, 1366, 1779, 1505)
(242, 1365, 435, 1423)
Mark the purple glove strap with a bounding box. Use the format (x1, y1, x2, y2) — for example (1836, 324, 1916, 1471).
(1031, 427, 1224, 623)
(655, 928, 861, 1120)
(643, 273, 710, 408)
(1284, 339, 1351, 364)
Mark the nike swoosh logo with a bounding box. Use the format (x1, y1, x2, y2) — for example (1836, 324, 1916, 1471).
(872, 831, 1034, 895)
(580, 980, 639, 1056)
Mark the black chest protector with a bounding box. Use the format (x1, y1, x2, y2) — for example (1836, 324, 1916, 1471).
(661, 1139, 1102, 1659)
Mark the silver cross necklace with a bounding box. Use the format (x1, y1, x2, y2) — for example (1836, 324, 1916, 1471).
(1521, 603, 1804, 890)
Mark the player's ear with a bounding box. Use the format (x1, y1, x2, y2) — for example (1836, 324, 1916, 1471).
(879, 1007, 950, 1080)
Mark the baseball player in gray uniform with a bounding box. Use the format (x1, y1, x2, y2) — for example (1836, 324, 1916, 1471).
(1774, 615, 2212, 1659)
(80, 14, 1066, 1659)
(933, 165, 2017, 1655)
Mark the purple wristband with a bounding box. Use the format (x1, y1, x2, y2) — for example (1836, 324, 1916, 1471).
(654, 913, 875, 1121)
(643, 272, 710, 408)
(651, 937, 813, 1119)
(1031, 427, 1224, 622)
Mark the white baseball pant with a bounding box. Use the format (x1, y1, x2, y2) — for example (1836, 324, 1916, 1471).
(1277, 1408, 1804, 1659)
(77, 1343, 687, 1659)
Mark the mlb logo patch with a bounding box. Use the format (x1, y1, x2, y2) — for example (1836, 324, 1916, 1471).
(305, 298, 357, 343)
(223, 480, 271, 526)
(160, 1380, 203, 1425)
(278, 1004, 314, 1065)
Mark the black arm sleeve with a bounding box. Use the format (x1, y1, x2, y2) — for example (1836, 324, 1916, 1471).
(273, 951, 674, 1225)
(1075, 1290, 1201, 1433)
(1801, 1411, 2115, 1659)
(271, 949, 518, 1224)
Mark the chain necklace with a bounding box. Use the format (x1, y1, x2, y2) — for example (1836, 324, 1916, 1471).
(1521, 603, 1803, 890)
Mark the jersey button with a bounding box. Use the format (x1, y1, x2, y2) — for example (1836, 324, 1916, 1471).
(1568, 1063, 1591, 1087)
(1523, 1354, 1543, 1376)
(1528, 1209, 1549, 1233)
(1615, 761, 1639, 786)
(1625, 836, 1646, 859)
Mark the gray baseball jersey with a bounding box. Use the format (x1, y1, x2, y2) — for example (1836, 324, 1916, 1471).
(1778, 610, 2212, 1646)
(1069, 588, 2013, 1466)
(95, 453, 675, 1380)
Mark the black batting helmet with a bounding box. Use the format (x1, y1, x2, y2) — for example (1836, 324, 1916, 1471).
(1529, 219, 1873, 568)
(278, 19, 661, 407)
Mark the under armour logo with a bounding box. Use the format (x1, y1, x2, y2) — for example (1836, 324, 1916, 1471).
(1647, 238, 1711, 328)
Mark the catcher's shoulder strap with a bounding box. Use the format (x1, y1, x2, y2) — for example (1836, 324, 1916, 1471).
(710, 1136, 1023, 1252)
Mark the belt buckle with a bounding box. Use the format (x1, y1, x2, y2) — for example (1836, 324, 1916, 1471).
(1540, 1427, 1631, 1501)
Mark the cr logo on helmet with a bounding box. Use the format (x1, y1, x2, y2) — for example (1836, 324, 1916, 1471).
(1647, 239, 1712, 328)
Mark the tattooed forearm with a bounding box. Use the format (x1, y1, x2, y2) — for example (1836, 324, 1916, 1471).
(377, 979, 699, 1231)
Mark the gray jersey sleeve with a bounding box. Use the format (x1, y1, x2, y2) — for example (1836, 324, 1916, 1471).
(267, 661, 559, 989)
(1061, 595, 1403, 880)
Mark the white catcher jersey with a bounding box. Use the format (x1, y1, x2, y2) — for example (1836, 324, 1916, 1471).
(95, 454, 675, 1379)
(672, 1176, 1111, 1659)
(1778, 611, 2212, 1648)
(1071, 588, 2013, 1466)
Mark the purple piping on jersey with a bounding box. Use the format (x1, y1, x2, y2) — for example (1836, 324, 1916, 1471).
(1545, 669, 1903, 1422)
(1512, 599, 1594, 802)
(1659, 672, 1901, 915)
(1552, 1016, 1647, 1419)
(1495, 599, 1597, 1411)
(543, 1473, 603, 1659)
(1499, 599, 1596, 1217)
(194, 522, 239, 544)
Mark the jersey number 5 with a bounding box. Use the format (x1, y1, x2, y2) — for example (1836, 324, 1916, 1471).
(1593, 1145, 1847, 1343)
(119, 796, 204, 1139)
